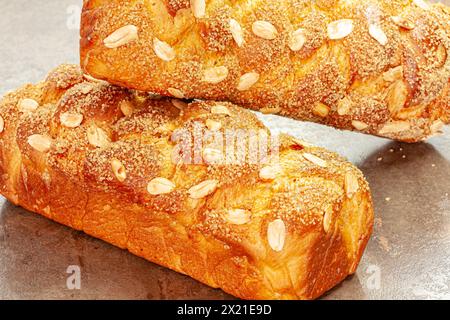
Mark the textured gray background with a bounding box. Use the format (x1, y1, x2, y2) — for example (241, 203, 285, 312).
(0, 0, 449, 300)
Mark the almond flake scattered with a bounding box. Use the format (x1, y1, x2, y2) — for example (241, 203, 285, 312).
(267, 219, 286, 252)
(237, 72, 260, 91)
(188, 180, 218, 199)
(111, 159, 127, 182)
(345, 172, 359, 198)
(202, 66, 229, 84)
(386, 80, 408, 114)
(225, 209, 251, 225)
(211, 105, 231, 116)
(430, 120, 444, 135)
(337, 98, 352, 115)
(28, 134, 52, 153)
(260, 106, 281, 114)
(104, 25, 138, 48)
(352, 120, 369, 131)
(147, 178, 176, 195)
(87, 125, 110, 148)
(153, 38, 175, 61)
(19, 98, 39, 112)
(288, 28, 306, 51)
(229, 19, 244, 47)
(313, 103, 330, 118)
(119, 100, 134, 116)
(369, 24, 388, 46)
(252, 21, 278, 40)
(323, 207, 333, 233)
(303, 153, 327, 167)
(60, 112, 83, 128)
(328, 19, 354, 40)
(379, 121, 411, 134)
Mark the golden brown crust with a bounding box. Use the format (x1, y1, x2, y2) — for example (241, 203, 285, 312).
(80, 0, 449, 142)
(0, 65, 373, 299)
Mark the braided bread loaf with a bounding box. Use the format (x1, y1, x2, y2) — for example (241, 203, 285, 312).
(0, 65, 373, 300)
(80, 0, 450, 142)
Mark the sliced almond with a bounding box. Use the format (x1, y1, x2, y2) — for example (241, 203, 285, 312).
(345, 171, 359, 198)
(28, 134, 52, 153)
(327, 19, 354, 40)
(225, 209, 251, 225)
(104, 25, 138, 49)
(171, 99, 188, 110)
(303, 153, 327, 167)
(188, 180, 218, 199)
(260, 106, 281, 114)
(202, 66, 229, 84)
(153, 37, 176, 61)
(205, 119, 222, 131)
(60, 112, 83, 128)
(379, 121, 411, 135)
(229, 19, 244, 47)
(147, 177, 176, 195)
(43, 206, 51, 215)
(237, 72, 260, 91)
(369, 24, 388, 46)
(252, 21, 278, 40)
(168, 88, 185, 99)
(383, 66, 404, 82)
(436, 44, 447, 66)
(323, 206, 333, 233)
(352, 120, 369, 131)
(259, 165, 280, 180)
(386, 80, 408, 114)
(267, 219, 286, 252)
(313, 103, 330, 118)
(191, 0, 206, 18)
(0, 115, 4, 133)
(19, 98, 39, 112)
(87, 125, 111, 148)
(413, 0, 430, 10)
(430, 120, 444, 135)
(119, 100, 134, 117)
(337, 97, 352, 116)
(289, 28, 307, 51)
(391, 16, 415, 30)
(111, 159, 127, 182)
(211, 105, 231, 116)
(203, 148, 223, 164)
